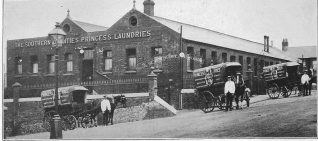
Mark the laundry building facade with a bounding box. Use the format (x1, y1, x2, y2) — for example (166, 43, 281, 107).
(6, 0, 294, 108)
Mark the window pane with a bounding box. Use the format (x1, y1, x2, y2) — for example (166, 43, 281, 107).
(49, 62, 55, 73)
(33, 63, 38, 73)
(18, 64, 22, 74)
(84, 50, 94, 59)
(154, 56, 162, 69)
(128, 57, 136, 70)
(67, 61, 73, 72)
(105, 59, 112, 71)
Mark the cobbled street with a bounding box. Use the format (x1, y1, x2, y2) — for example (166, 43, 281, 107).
(8, 91, 317, 139)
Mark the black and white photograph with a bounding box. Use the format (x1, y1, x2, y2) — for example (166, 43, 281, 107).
(2, 0, 317, 139)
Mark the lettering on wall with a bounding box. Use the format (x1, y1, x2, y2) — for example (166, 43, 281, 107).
(13, 30, 151, 48)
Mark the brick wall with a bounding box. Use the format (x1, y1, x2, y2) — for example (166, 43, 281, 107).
(3, 95, 175, 137)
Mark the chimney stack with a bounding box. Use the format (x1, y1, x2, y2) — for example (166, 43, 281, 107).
(264, 35, 269, 52)
(282, 38, 288, 51)
(143, 0, 155, 16)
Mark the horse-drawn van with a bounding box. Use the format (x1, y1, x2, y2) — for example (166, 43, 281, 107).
(41, 85, 100, 131)
(263, 62, 300, 99)
(41, 85, 127, 131)
(193, 62, 250, 113)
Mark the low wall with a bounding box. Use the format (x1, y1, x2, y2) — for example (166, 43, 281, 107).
(4, 96, 175, 136)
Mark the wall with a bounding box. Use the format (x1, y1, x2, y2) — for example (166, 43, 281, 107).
(3, 95, 176, 137)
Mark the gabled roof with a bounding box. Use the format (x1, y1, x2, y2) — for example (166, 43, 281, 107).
(145, 14, 294, 61)
(73, 20, 108, 32)
(284, 46, 317, 59)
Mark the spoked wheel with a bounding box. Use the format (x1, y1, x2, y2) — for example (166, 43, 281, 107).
(81, 114, 93, 128)
(42, 111, 56, 132)
(281, 86, 292, 98)
(267, 83, 281, 99)
(198, 91, 216, 113)
(63, 115, 77, 130)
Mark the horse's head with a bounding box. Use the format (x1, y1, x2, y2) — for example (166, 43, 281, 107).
(114, 95, 127, 108)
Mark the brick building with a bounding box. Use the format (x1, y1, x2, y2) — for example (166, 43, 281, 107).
(6, 0, 294, 108)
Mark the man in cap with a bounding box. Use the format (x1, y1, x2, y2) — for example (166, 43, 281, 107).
(301, 70, 310, 96)
(224, 75, 235, 111)
(101, 95, 111, 126)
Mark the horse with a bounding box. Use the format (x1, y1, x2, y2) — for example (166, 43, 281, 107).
(108, 95, 127, 125)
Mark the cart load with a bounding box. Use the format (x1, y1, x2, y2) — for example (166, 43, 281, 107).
(194, 62, 249, 113)
(41, 85, 88, 108)
(263, 62, 300, 99)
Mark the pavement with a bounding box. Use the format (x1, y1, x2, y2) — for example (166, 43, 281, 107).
(6, 91, 316, 139)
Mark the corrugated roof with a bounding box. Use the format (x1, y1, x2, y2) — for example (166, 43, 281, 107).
(73, 20, 108, 32)
(149, 15, 295, 61)
(284, 46, 317, 59)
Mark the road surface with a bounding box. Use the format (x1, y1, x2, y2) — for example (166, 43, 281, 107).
(8, 92, 317, 139)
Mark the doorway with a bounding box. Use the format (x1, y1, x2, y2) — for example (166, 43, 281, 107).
(82, 59, 93, 81)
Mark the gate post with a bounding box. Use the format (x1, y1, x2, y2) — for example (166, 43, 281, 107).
(148, 67, 158, 101)
(12, 82, 22, 136)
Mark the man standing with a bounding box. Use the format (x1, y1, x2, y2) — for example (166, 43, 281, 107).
(301, 70, 310, 96)
(224, 76, 236, 111)
(101, 95, 111, 126)
(308, 68, 314, 95)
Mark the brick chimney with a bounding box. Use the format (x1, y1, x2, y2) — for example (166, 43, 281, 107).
(282, 38, 288, 51)
(143, 0, 155, 16)
(264, 35, 269, 52)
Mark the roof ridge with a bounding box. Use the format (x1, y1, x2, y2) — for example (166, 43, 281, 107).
(72, 20, 108, 28)
(152, 16, 265, 46)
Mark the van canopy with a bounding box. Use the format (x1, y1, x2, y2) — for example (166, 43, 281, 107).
(41, 85, 88, 97)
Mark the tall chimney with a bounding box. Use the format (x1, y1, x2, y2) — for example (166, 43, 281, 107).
(282, 38, 288, 51)
(143, 0, 155, 16)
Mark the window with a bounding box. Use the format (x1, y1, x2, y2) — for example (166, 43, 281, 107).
(129, 16, 137, 26)
(83, 49, 94, 60)
(222, 53, 227, 63)
(103, 50, 112, 71)
(152, 47, 162, 69)
(187, 47, 194, 70)
(15, 57, 22, 74)
(270, 62, 273, 65)
(211, 51, 217, 65)
(247, 57, 251, 66)
(276, 62, 279, 64)
(230, 55, 236, 62)
(265, 61, 269, 66)
(65, 53, 73, 72)
(200, 49, 206, 68)
(254, 58, 258, 76)
(127, 48, 136, 70)
(63, 24, 70, 32)
(47, 55, 55, 74)
(30, 55, 38, 73)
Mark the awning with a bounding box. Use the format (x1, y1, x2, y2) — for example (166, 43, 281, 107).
(286, 62, 300, 67)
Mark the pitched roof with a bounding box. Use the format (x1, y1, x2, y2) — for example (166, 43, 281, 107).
(146, 15, 294, 61)
(73, 20, 108, 32)
(284, 46, 317, 59)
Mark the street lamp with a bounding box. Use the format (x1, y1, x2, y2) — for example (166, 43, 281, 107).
(48, 22, 66, 139)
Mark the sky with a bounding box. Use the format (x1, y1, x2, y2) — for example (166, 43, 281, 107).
(2, 0, 317, 70)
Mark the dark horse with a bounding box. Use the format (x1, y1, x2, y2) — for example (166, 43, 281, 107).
(81, 95, 127, 127)
(108, 95, 127, 125)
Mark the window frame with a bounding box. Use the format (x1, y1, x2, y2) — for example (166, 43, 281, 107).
(15, 57, 23, 74)
(30, 55, 38, 74)
(126, 48, 137, 71)
(65, 53, 73, 72)
(47, 54, 55, 74)
(103, 50, 113, 72)
(200, 49, 206, 68)
(152, 47, 163, 70)
(187, 47, 194, 70)
(222, 53, 227, 63)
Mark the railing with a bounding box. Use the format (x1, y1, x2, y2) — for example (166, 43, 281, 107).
(21, 78, 148, 89)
